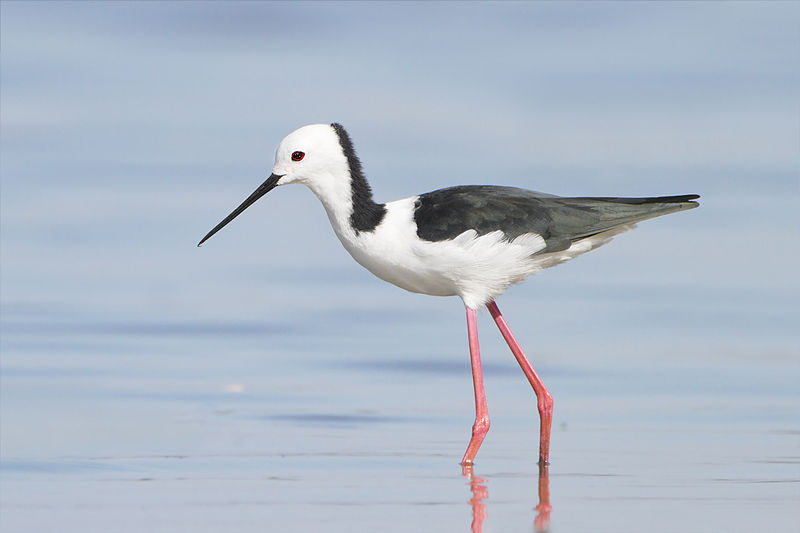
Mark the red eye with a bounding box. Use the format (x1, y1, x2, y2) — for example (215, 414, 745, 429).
(291, 151, 305, 161)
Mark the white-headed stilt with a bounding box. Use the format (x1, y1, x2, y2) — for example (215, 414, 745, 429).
(199, 123, 700, 465)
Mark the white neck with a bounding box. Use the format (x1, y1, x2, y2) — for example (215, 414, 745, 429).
(304, 170, 358, 243)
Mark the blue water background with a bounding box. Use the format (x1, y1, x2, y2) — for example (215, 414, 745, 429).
(2, 3, 798, 532)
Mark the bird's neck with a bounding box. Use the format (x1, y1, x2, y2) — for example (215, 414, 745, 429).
(306, 169, 386, 243)
(348, 169, 386, 234)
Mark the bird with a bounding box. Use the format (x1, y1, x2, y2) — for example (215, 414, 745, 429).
(198, 123, 699, 465)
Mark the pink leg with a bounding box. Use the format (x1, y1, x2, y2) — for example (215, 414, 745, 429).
(487, 300, 553, 465)
(461, 305, 490, 465)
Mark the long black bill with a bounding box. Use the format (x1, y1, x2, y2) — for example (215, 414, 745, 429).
(197, 173, 283, 247)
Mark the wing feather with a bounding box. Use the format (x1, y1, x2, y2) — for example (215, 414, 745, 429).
(413, 186, 699, 253)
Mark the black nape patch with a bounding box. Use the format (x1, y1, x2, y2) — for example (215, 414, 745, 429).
(331, 123, 386, 234)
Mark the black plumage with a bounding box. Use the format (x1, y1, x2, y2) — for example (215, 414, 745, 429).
(413, 185, 699, 253)
(331, 123, 387, 234)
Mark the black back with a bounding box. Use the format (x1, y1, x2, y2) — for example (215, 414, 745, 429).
(414, 185, 699, 253)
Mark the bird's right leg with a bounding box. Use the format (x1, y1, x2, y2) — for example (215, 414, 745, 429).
(487, 300, 553, 465)
(461, 305, 490, 465)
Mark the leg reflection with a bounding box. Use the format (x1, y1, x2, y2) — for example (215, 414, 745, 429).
(461, 463, 552, 533)
(461, 464, 487, 533)
(535, 462, 552, 532)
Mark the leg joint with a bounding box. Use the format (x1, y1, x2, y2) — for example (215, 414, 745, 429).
(538, 391, 554, 415)
(472, 416, 491, 435)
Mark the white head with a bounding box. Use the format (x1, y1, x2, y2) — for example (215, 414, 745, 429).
(198, 123, 355, 246)
(270, 123, 350, 187)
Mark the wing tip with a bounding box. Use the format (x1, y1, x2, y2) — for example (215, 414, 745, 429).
(651, 193, 700, 203)
(638, 194, 700, 210)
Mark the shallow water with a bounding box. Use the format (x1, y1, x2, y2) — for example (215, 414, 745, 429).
(2, 302, 798, 532)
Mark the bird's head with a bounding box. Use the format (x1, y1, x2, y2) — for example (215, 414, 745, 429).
(271, 123, 349, 187)
(198, 123, 349, 247)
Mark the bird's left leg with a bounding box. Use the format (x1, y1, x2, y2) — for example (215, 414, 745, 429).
(487, 300, 553, 465)
(461, 305, 490, 465)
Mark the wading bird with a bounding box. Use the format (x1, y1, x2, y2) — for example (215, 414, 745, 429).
(199, 123, 699, 465)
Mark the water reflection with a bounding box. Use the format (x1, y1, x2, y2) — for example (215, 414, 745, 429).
(462, 465, 488, 533)
(534, 463, 552, 532)
(462, 463, 551, 532)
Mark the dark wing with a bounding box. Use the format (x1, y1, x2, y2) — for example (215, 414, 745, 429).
(413, 185, 699, 253)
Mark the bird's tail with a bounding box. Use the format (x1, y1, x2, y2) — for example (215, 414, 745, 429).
(560, 194, 700, 240)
